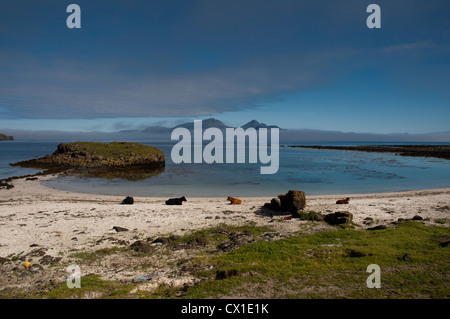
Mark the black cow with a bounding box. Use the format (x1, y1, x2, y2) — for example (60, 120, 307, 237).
(165, 196, 187, 205)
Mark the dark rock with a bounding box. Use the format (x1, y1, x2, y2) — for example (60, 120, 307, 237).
(165, 196, 187, 205)
(0, 181, 14, 189)
(270, 197, 281, 210)
(26, 177, 38, 181)
(294, 211, 324, 221)
(113, 226, 129, 232)
(188, 236, 209, 247)
(217, 231, 254, 252)
(324, 211, 353, 225)
(215, 269, 239, 280)
(30, 264, 44, 272)
(130, 240, 154, 253)
(39, 255, 62, 265)
(439, 241, 450, 247)
(402, 253, 413, 261)
(346, 249, 367, 258)
(367, 225, 387, 230)
(121, 196, 134, 205)
(280, 190, 306, 213)
(264, 190, 306, 215)
(152, 237, 170, 245)
(27, 248, 47, 257)
(439, 235, 450, 247)
(181, 266, 199, 274)
(412, 215, 423, 221)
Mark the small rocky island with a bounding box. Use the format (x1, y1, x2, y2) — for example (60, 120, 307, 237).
(11, 142, 165, 180)
(0, 133, 14, 141)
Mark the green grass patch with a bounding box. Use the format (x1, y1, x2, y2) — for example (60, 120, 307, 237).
(57, 141, 163, 160)
(435, 218, 449, 225)
(182, 221, 450, 299)
(44, 275, 135, 299)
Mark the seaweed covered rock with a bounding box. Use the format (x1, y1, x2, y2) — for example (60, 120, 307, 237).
(324, 211, 353, 225)
(264, 190, 306, 216)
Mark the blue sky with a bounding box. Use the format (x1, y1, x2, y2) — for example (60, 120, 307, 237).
(0, 0, 449, 134)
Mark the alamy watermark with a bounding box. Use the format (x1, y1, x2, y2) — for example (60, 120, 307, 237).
(170, 120, 279, 174)
(366, 264, 381, 288)
(66, 264, 81, 289)
(66, 4, 381, 30)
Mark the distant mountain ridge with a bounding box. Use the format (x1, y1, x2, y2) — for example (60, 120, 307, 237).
(2, 120, 450, 142)
(241, 120, 281, 130)
(120, 118, 282, 134)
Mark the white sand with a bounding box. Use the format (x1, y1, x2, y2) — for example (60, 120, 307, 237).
(1, 174, 449, 259)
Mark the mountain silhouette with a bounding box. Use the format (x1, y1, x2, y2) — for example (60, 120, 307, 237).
(241, 120, 281, 130)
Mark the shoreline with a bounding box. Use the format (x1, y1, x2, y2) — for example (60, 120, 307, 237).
(0, 174, 448, 256)
(285, 144, 450, 160)
(11, 171, 450, 199)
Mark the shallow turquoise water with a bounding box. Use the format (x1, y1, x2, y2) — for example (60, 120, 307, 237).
(1, 141, 449, 197)
(2, 141, 447, 197)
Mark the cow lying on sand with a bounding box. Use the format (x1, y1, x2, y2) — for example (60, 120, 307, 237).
(165, 196, 187, 205)
(227, 196, 242, 205)
(336, 197, 350, 204)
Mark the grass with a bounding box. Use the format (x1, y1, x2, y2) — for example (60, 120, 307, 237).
(182, 221, 450, 299)
(1, 221, 448, 299)
(57, 141, 164, 160)
(44, 275, 136, 299)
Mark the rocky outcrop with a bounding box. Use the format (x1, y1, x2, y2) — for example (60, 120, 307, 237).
(287, 145, 450, 161)
(264, 190, 306, 217)
(324, 211, 353, 225)
(0, 133, 13, 141)
(121, 196, 134, 205)
(10, 142, 165, 180)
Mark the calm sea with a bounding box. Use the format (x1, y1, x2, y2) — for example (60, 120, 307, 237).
(1, 140, 450, 197)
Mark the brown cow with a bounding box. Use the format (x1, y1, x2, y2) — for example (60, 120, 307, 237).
(227, 196, 242, 205)
(336, 197, 350, 204)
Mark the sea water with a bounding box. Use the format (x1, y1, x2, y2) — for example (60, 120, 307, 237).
(1, 141, 450, 197)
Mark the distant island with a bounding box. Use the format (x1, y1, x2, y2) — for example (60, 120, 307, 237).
(11, 141, 165, 180)
(286, 145, 450, 160)
(0, 133, 13, 140)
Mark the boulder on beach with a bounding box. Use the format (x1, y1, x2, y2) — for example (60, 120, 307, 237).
(264, 190, 306, 216)
(324, 211, 353, 225)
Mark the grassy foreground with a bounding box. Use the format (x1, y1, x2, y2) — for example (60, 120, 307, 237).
(185, 221, 449, 299)
(2, 221, 449, 299)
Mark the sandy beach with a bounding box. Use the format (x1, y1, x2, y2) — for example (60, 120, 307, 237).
(1, 174, 449, 256)
(0, 174, 449, 295)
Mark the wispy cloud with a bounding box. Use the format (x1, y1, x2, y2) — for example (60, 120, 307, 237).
(0, 48, 349, 120)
